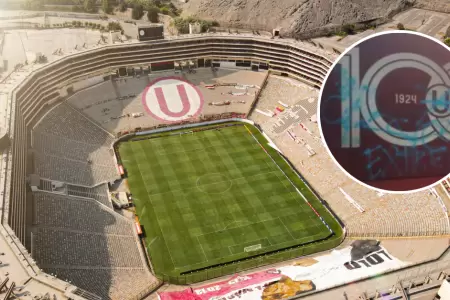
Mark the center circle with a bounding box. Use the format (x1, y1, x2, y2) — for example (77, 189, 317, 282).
(196, 173, 232, 194)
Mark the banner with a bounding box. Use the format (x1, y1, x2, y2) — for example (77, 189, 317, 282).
(158, 240, 408, 300)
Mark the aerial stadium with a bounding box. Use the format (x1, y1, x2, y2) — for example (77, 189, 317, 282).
(0, 5, 450, 300)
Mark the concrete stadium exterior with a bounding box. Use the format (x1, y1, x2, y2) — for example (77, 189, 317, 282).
(0, 34, 336, 299)
(6, 35, 333, 238)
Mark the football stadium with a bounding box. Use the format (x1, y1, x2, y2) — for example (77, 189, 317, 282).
(0, 7, 449, 300)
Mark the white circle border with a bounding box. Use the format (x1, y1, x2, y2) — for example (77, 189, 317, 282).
(195, 173, 233, 194)
(362, 57, 443, 146)
(317, 30, 450, 195)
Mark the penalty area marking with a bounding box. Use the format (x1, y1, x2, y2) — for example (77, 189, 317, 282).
(196, 214, 303, 256)
(184, 216, 325, 268)
(148, 236, 159, 247)
(279, 217, 296, 241)
(228, 237, 271, 255)
(197, 236, 209, 262)
(172, 236, 210, 269)
(185, 231, 327, 269)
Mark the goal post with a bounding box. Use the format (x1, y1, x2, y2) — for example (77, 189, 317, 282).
(244, 244, 262, 252)
(179, 130, 194, 137)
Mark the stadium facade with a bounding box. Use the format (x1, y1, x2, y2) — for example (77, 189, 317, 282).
(9, 34, 333, 242)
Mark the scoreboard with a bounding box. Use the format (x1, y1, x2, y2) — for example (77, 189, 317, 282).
(137, 25, 164, 41)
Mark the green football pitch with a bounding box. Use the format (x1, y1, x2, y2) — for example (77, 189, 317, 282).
(118, 123, 341, 280)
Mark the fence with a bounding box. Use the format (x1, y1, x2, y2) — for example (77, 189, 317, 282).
(347, 231, 450, 239)
(71, 287, 102, 300)
(211, 24, 273, 35)
(291, 17, 390, 40)
(246, 71, 270, 118)
(154, 229, 343, 285)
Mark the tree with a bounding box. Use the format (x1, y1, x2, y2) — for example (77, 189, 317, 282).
(132, 4, 144, 19)
(444, 37, 450, 47)
(37, 54, 48, 64)
(200, 20, 214, 32)
(172, 16, 216, 34)
(107, 21, 123, 32)
(84, 0, 96, 13)
(147, 6, 160, 23)
(118, 2, 127, 12)
(160, 6, 169, 15)
(22, 0, 44, 10)
(341, 24, 355, 35)
(397, 23, 405, 30)
(72, 5, 83, 12)
(102, 0, 112, 14)
(174, 8, 182, 16)
(167, 2, 179, 16)
(173, 17, 189, 33)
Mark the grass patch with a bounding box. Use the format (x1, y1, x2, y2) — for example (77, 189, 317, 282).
(118, 122, 343, 284)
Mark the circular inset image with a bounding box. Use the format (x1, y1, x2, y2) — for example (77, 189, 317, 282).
(318, 31, 450, 193)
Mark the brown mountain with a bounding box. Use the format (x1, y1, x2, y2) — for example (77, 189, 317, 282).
(182, 0, 414, 35)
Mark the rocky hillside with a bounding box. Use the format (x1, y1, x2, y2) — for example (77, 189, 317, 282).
(414, 0, 450, 13)
(181, 0, 414, 35)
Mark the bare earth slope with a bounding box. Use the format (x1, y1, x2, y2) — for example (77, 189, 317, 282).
(414, 0, 450, 13)
(182, 0, 412, 34)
